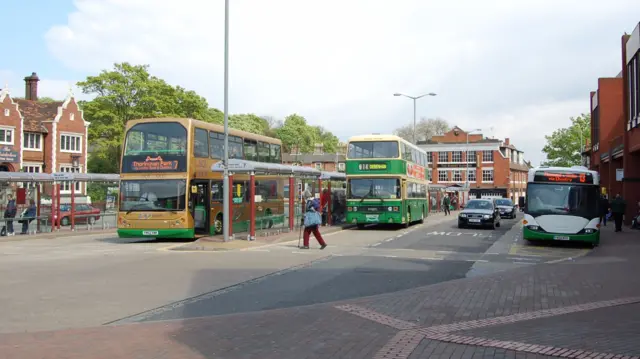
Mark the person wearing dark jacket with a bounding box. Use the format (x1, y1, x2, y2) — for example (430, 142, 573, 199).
(610, 194, 627, 232)
(2, 194, 17, 236)
(599, 194, 610, 226)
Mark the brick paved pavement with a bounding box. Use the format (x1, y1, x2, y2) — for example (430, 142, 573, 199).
(0, 225, 638, 359)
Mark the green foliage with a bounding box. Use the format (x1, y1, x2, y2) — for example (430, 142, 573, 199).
(393, 117, 450, 144)
(542, 114, 591, 167)
(87, 183, 107, 202)
(81, 63, 340, 173)
(79, 62, 216, 173)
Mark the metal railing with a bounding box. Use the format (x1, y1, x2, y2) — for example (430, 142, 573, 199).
(0, 211, 117, 236)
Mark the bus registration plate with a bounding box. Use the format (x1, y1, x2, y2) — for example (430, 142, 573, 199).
(554, 235, 570, 240)
(143, 231, 159, 236)
(365, 214, 379, 222)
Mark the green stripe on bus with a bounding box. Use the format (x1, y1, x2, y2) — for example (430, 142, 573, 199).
(522, 227, 599, 244)
(117, 228, 195, 239)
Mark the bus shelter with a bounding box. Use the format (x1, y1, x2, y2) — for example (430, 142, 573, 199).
(0, 172, 119, 234)
(212, 159, 321, 241)
(319, 171, 347, 225)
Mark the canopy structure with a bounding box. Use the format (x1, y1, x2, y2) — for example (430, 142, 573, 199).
(320, 171, 346, 181)
(211, 159, 321, 177)
(0, 172, 120, 183)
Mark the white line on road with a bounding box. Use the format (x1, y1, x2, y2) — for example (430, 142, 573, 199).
(423, 257, 443, 260)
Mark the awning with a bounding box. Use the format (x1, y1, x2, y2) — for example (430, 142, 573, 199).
(320, 171, 346, 180)
(211, 159, 321, 177)
(0, 172, 120, 182)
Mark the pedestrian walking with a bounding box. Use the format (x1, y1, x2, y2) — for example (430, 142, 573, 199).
(300, 192, 327, 250)
(599, 194, 610, 226)
(610, 193, 627, 232)
(443, 195, 451, 216)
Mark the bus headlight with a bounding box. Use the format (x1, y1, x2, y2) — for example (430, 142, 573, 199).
(353, 206, 358, 212)
(527, 225, 540, 231)
(393, 207, 399, 211)
(347, 207, 352, 211)
(584, 228, 596, 234)
(388, 206, 393, 211)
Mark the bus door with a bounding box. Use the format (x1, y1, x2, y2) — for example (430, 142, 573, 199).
(189, 180, 210, 235)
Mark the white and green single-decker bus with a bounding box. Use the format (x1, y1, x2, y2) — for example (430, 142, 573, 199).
(523, 166, 600, 247)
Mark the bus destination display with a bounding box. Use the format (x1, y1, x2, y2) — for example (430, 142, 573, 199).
(534, 171, 594, 184)
(358, 163, 388, 171)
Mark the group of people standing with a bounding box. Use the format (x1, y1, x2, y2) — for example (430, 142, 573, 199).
(599, 193, 631, 232)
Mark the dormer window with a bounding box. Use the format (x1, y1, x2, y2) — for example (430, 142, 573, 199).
(3, 109, 9, 117)
(70, 113, 75, 121)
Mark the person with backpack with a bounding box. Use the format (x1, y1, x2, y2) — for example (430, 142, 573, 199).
(300, 191, 327, 250)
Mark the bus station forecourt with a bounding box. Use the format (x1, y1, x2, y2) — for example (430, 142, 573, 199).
(3, 118, 635, 358)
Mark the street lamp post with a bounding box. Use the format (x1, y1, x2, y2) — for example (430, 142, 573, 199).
(222, 0, 231, 242)
(393, 92, 437, 144)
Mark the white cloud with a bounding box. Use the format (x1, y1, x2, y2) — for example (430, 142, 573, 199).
(44, 0, 640, 166)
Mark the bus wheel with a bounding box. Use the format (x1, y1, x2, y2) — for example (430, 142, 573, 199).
(214, 214, 223, 234)
(419, 207, 425, 224)
(404, 210, 411, 228)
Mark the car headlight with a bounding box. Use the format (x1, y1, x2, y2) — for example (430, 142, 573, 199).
(483, 215, 490, 219)
(459, 214, 466, 218)
(506, 208, 512, 212)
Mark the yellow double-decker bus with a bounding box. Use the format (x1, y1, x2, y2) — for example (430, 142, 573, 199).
(117, 117, 285, 239)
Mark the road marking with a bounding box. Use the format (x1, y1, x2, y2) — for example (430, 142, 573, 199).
(370, 243, 381, 247)
(423, 257, 443, 260)
(385, 255, 398, 258)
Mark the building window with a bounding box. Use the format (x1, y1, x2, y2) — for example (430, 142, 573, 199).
(23, 133, 42, 150)
(314, 163, 322, 170)
(482, 169, 494, 182)
(482, 150, 493, 162)
(0, 127, 13, 145)
(451, 151, 462, 163)
(60, 134, 82, 153)
(338, 162, 345, 171)
(23, 164, 42, 189)
(467, 169, 476, 182)
(465, 151, 476, 163)
(60, 166, 81, 192)
(438, 170, 448, 182)
(3, 109, 9, 116)
(452, 170, 462, 181)
(426, 152, 433, 163)
(70, 113, 75, 121)
(438, 151, 448, 162)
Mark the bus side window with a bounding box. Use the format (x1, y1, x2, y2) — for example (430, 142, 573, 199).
(194, 128, 209, 158)
(270, 144, 282, 163)
(211, 181, 223, 201)
(244, 139, 257, 161)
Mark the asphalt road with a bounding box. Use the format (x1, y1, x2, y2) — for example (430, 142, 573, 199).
(133, 215, 523, 323)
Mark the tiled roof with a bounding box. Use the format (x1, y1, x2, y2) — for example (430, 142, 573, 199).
(417, 138, 501, 145)
(15, 99, 59, 133)
(282, 153, 346, 163)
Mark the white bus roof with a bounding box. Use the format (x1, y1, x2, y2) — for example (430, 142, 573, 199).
(347, 134, 426, 154)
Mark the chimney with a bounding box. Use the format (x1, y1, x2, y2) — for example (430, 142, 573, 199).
(24, 72, 40, 101)
(504, 138, 510, 146)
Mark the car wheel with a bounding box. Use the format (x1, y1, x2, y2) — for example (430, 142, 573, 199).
(61, 217, 70, 226)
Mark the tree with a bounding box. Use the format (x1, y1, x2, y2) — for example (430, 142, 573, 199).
(542, 113, 591, 167)
(313, 126, 339, 153)
(78, 62, 214, 173)
(275, 114, 317, 152)
(393, 117, 450, 144)
(229, 114, 270, 135)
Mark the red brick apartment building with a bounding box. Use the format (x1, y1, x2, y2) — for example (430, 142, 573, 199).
(586, 22, 640, 223)
(0, 72, 89, 195)
(418, 127, 531, 203)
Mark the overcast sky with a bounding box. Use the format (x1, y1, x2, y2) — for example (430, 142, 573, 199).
(2, 0, 639, 166)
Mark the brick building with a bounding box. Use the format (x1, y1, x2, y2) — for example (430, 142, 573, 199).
(0, 72, 89, 195)
(586, 22, 640, 223)
(282, 142, 347, 172)
(418, 127, 531, 203)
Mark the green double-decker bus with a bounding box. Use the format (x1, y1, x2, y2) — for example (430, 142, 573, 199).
(346, 134, 429, 228)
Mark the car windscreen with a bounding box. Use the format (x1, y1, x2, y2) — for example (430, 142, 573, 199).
(465, 200, 493, 210)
